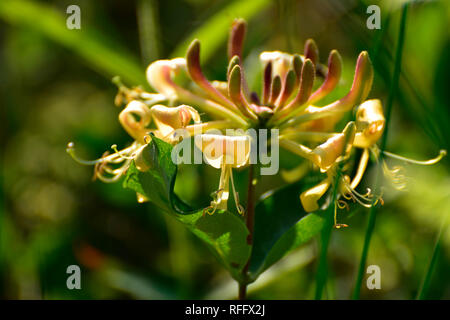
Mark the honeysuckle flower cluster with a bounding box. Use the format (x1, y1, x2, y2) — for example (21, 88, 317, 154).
(67, 19, 445, 227)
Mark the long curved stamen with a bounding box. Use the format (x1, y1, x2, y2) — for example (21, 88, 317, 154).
(229, 170, 245, 215)
(67, 142, 134, 165)
(341, 178, 376, 208)
(334, 201, 348, 229)
(203, 205, 217, 216)
(382, 161, 407, 190)
(95, 160, 131, 183)
(203, 188, 225, 216)
(111, 144, 136, 160)
(337, 199, 349, 210)
(382, 149, 446, 165)
(272, 59, 315, 123)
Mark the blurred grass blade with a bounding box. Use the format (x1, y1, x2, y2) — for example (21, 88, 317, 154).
(416, 218, 447, 300)
(352, 3, 409, 300)
(0, 0, 146, 85)
(137, 0, 161, 64)
(171, 0, 271, 62)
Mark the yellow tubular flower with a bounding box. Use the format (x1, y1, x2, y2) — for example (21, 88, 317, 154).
(66, 18, 446, 221)
(354, 99, 385, 148)
(311, 122, 356, 172)
(300, 178, 331, 212)
(150, 104, 200, 143)
(195, 134, 250, 214)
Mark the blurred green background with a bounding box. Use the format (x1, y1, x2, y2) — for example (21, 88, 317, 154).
(0, 0, 449, 299)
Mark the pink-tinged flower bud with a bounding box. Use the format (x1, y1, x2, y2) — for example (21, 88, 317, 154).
(300, 179, 331, 212)
(275, 69, 296, 108)
(354, 99, 385, 148)
(146, 58, 187, 100)
(322, 51, 373, 113)
(187, 40, 236, 110)
(228, 65, 257, 120)
(118, 101, 152, 144)
(304, 39, 319, 66)
(151, 104, 200, 142)
(228, 19, 247, 60)
(287, 59, 315, 109)
(311, 122, 356, 171)
(308, 50, 343, 104)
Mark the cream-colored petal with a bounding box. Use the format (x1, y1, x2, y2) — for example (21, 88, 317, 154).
(354, 99, 385, 148)
(300, 178, 331, 212)
(118, 100, 152, 143)
(151, 104, 201, 139)
(194, 134, 251, 169)
(146, 58, 187, 99)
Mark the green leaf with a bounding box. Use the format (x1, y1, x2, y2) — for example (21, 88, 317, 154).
(123, 137, 251, 281)
(123, 137, 181, 213)
(248, 182, 325, 280)
(0, 0, 146, 86)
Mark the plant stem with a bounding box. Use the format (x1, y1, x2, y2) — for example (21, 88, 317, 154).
(245, 164, 256, 246)
(352, 3, 409, 299)
(314, 167, 342, 300)
(238, 282, 247, 300)
(239, 164, 256, 300)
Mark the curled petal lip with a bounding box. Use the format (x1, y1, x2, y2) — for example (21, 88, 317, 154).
(146, 58, 187, 99)
(118, 100, 152, 143)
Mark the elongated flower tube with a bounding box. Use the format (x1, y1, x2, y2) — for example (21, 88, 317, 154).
(280, 122, 356, 173)
(311, 122, 356, 172)
(150, 104, 200, 143)
(195, 134, 250, 214)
